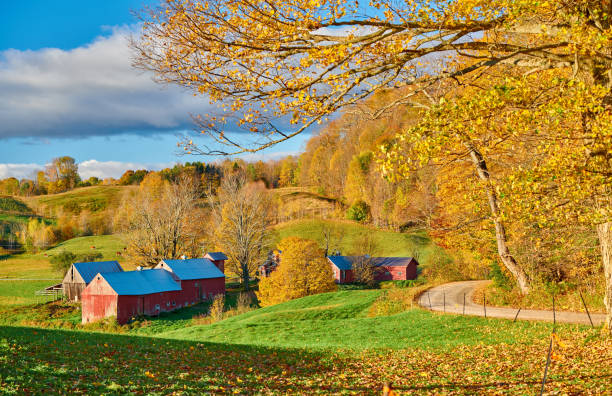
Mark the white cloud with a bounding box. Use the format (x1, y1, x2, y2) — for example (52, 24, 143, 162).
(0, 160, 174, 180)
(0, 163, 43, 179)
(0, 27, 215, 139)
(78, 160, 175, 179)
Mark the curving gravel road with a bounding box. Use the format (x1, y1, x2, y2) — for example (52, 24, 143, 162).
(418, 280, 605, 326)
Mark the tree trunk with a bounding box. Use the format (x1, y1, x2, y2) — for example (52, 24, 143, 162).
(242, 263, 250, 292)
(596, 222, 612, 333)
(467, 143, 531, 294)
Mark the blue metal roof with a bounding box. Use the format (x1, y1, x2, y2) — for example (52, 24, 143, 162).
(327, 256, 354, 271)
(159, 258, 225, 280)
(100, 269, 181, 295)
(370, 257, 417, 267)
(205, 252, 228, 261)
(327, 256, 417, 270)
(72, 261, 123, 284)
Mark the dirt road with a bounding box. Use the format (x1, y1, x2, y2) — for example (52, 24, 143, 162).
(418, 280, 605, 325)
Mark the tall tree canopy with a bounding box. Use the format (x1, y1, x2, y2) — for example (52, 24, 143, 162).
(134, 0, 611, 154)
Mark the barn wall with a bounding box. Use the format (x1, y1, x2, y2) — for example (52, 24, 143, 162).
(375, 264, 418, 281)
(200, 277, 225, 299)
(210, 259, 225, 273)
(81, 277, 118, 324)
(405, 263, 418, 280)
(178, 280, 200, 304)
(63, 282, 86, 301)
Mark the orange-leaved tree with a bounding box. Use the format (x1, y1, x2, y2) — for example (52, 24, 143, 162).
(257, 237, 337, 306)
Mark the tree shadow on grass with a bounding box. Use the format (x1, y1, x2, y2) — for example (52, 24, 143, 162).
(0, 325, 353, 394)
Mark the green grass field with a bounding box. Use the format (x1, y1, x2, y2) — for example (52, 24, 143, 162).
(159, 290, 591, 350)
(0, 235, 126, 279)
(0, 290, 609, 394)
(273, 219, 438, 263)
(22, 185, 135, 215)
(0, 280, 60, 307)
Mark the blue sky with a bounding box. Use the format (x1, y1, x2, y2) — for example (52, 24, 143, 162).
(0, 1, 309, 179)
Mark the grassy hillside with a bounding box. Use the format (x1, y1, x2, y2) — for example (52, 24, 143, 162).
(23, 185, 135, 216)
(159, 289, 588, 350)
(0, 290, 609, 394)
(0, 196, 33, 214)
(0, 235, 126, 279)
(273, 219, 438, 263)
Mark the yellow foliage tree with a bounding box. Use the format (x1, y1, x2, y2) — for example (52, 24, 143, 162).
(257, 237, 337, 306)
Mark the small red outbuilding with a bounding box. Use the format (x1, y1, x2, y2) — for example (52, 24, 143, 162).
(328, 256, 419, 284)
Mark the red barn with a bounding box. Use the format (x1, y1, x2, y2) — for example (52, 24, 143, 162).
(204, 252, 228, 273)
(155, 258, 225, 302)
(328, 256, 419, 284)
(327, 256, 355, 283)
(62, 260, 123, 302)
(81, 268, 185, 324)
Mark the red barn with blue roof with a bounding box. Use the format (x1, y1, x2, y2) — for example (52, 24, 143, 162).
(82, 268, 186, 324)
(328, 256, 419, 284)
(62, 260, 123, 302)
(155, 258, 225, 302)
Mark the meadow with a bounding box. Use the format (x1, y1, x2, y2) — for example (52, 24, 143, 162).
(22, 185, 134, 216)
(0, 189, 609, 394)
(0, 235, 126, 280)
(0, 289, 609, 394)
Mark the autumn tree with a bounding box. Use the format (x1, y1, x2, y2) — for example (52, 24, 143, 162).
(257, 237, 337, 306)
(278, 156, 298, 187)
(46, 156, 80, 193)
(208, 173, 271, 291)
(122, 175, 203, 267)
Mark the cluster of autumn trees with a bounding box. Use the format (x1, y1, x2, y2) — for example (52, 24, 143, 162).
(0, 156, 83, 196)
(285, 90, 433, 228)
(134, 0, 612, 327)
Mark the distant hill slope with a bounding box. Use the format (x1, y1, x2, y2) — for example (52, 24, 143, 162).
(0, 196, 34, 215)
(273, 219, 436, 261)
(22, 185, 135, 216)
(271, 187, 343, 220)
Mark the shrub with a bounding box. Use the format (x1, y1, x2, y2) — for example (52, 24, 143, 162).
(208, 294, 225, 323)
(346, 200, 370, 222)
(380, 279, 426, 289)
(50, 251, 76, 273)
(367, 288, 413, 317)
(236, 292, 255, 313)
(50, 251, 103, 274)
(490, 261, 513, 291)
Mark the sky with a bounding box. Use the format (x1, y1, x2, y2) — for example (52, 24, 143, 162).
(0, 1, 310, 180)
